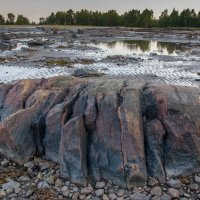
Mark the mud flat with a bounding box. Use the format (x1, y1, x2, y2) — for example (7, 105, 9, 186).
(0, 27, 200, 86)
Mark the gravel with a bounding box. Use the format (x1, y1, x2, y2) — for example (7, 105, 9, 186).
(0, 157, 200, 200)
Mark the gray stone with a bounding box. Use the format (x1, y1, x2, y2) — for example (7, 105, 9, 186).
(6, 188, 13, 195)
(130, 193, 150, 200)
(18, 176, 30, 182)
(167, 179, 181, 189)
(167, 188, 179, 198)
(188, 183, 198, 191)
(117, 189, 125, 197)
(95, 189, 104, 197)
(2, 181, 20, 190)
(151, 186, 163, 196)
(103, 194, 109, 200)
(55, 179, 63, 187)
(37, 181, 50, 189)
(148, 178, 159, 187)
(108, 193, 117, 200)
(46, 176, 55, 185)
(1, 159, 9, 166)
(81, 186, 93, 195)
(194, 175, 200, 184)
(95, 182, 106, 189)
(0, 189, 6, 198)
(160, 194, 171, 200)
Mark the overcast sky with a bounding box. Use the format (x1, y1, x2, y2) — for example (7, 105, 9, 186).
(1, 0, 200, 22)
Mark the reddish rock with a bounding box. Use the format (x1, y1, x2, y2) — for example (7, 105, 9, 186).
(59, 115, 88, 186)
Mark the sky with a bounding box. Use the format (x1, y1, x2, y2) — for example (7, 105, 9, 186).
(0, 0, 200, 22)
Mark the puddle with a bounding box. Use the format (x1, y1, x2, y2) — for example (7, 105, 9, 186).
(88, 40, 186, 56)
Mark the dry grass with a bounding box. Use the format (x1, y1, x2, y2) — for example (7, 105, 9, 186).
(30, 188, 59, 200)
(0, 166, 26, 185)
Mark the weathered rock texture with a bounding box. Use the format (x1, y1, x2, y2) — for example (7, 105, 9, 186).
(0, 77, 200, 188)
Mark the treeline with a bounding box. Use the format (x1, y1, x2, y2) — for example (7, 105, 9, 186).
(1, 8, 200, 27)
(0, 13, 34, 25)
(40, 8, 200, 27)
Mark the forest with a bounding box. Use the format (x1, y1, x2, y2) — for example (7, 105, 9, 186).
(1, 8, 200, 27)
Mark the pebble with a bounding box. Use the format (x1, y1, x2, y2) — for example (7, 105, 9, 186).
(167, 188, 179, 198)
(167, 179, 181, 189)
(46, 175, 55, 185)
(55, 179, 63, 187)
(63, 191, 70, 197)
(103, 194, 109, 200)
(95, 181, 106, 189)
(6, 188, 14, 195)
(95, 189, 104, 197)
(188, 183, 198, 191)
(72, 192, 79, 200)
(194, 175, 200, 184)
(130, 193, 149, 200)
(37, 181, 50, 189)
(2, 181, 20, 190)
(0, 189, 6, 198)
(1, 159, 9, 166)
(148, 177, 159, 187)
(108, 193, 117, 200)
(160, 193, 171, 200)
(117, 189, 125, 197)
(81, 186, 93, 195)
(14, 187, 21, 194)
(150, 186, 163, 196)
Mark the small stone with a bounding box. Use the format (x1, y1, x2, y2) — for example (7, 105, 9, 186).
(151, 196, 160, 200)
(55, 179, 63, 187)
(72, 192, 79, 200)
(0, 189, 6, 198)
(46, 176, 55, 185)
(194, 175, 200, 184)
(6, 188, 13, 195)
(160, 194, 171, 200)
(79, 194, 86, 200)
(95, 182, 106, 189)
(116, 197, 124, 200)
(188, 183, 198, 191)
(167, 188, 179, 198)
(95, 189, 104, 197)
(108, 193, 117, 200)
(117, 189, 124, 197)
(2, 181, 20, 190)
(14, 187, 21, 194)
(81, 186, 93, 195)
(37, 181, 50, 189)
(25, 190, 33, 198)
(103, 194, 109, 200)
(130, 193, 149, 200)
(1, 159, 9, 166)
(63, 190, 70, 198)
(167, 179, 181, 189)
(151, 186, 162, 197)
(37, 172, 43, 180)
(148, 177, 159, 187)
(62, 186, 68, 192)
(18, 176, 30, 182)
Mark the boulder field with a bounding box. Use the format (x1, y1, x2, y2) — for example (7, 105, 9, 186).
(0, 76, 199, 189)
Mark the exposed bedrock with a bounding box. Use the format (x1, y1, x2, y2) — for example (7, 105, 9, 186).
(0, 77, 200, 188)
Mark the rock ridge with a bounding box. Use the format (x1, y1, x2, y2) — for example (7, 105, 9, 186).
(0, 77, 200, 189)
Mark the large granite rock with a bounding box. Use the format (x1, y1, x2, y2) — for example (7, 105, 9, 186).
(0, 77, 200, 188)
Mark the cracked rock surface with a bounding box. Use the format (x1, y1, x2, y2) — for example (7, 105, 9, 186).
(0, 76, 200, 189)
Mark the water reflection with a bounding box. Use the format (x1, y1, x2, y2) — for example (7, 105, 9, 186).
(90, 40, 185, 56)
